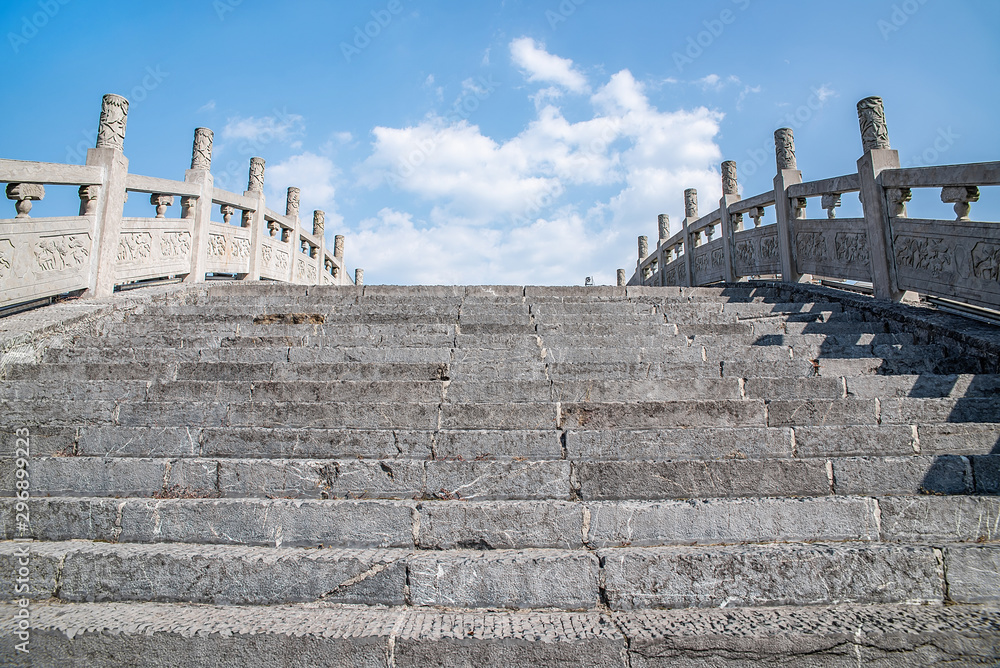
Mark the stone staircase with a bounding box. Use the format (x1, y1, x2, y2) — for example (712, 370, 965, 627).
(2, 282, 999, 666)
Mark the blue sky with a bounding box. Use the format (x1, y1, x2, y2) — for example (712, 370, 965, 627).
(2, 0, 998, 285)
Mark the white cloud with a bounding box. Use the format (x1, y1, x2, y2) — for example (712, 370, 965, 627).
(221, 112, 305, 144)
(198, 100, 216, 113)
(814, 84, 837, 102)
(736, 84, 763, 111)
(266, 152, 341, 228)
(510, 37, 589, 93)
(354, 60, 725, 284)
(695, 74, 741, 92)
(334, 132, 354, 144)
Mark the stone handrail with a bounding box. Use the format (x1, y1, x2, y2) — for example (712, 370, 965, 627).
(625, 97, 1000, 312)
(0, 94, 361, 312)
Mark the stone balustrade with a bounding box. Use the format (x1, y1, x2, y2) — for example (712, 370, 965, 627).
(623, 96, 1000, 313)
(0, 94, 359, 311)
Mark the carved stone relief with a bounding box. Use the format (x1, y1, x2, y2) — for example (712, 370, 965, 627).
(262, 244, 273, 266)
(796, 232, 825, 262)
(835, 232, 870, 265)
(694, 253, 709, 275)
(774, 128, 796, 171)
(710, 247, 724, 269)
(232, 238, 251, 259)
(760, 235, 779, 261)
(117, 232, 153, 263)
(684, 189, 698, 219)
(191, 128, 214, 170)
(286, 187, 301, 219)
(208, 234, 227, 257)
(160, 231, 191, 258)
(894, 235, 953, 277)
(0, 239, 14, 280)
(275, 251, 289, 271)
(248, 158, 266, 193)
(736, 240, 755, 268)
(722, 161, 738, 196)
(34, 235, 90, 273)
(971, 243, 1000, 281)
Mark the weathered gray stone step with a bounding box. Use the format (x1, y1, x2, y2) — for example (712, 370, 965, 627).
(9, 495, 998, 550)
(542, 332, 915, 349)
(9, 601, 999, 668)
(8, 453, 996, 500)
(6, 541, 992, 610)
(9, 495, 1000, 552)
(2, 361, 452, 383)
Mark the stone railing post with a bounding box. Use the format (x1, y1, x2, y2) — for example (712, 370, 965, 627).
(85, 94, 130, 298)
(285, 187, 299, 282)
(719, 161, 740, 283)
(313, 210, 325, 284)
(617, 269, 626, 287)
(334, 235, 345, 260)
(355, 268, 364, 286)
(244, 157, 267, 281)
(637, 235, 649, 282)
(183, 127, 214, 282)
(856, 96, 903, 302)
(682, 188, 698, 286)
(772, 128, 807, 284)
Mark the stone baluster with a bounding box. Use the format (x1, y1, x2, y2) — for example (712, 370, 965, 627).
(221, 205, 235, 224)
(268, 221, 280, 238)
(749, 207, 765, 228)
(886, 188, 912, 219)
(150, 194, 174, 218)
(821, 194, 842, 219)
(772, 127, 806, 284)
(793, 197, 808, 220)
(856, 96, 903, 301)
(6, 184, 45, 218)
(181, 196, 196, 220)
(87, 93, 131, 298)
(941, 186, 980, 221)
(244, 157, 267, 281)
(78, 185, 100, 216)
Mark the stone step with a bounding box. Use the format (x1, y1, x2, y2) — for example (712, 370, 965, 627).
(4, 541, 994, 610)
(7, 601, 998, 668)
(8, 453, 996, 500)
(7, 496, 998, 549)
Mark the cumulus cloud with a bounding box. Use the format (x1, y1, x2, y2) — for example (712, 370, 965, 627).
(266, 152, 342, 228)
(353, 53, 726, 284)
(221, 112, 305, 144)
(510, 37, 589, 93)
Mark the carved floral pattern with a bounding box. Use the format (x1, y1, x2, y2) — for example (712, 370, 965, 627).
(894, 235, 953, 277)
(796, 232, 825, 262)
(232, 238, 251, 259)
(97, 94, 129, 151)
(262, 244, 273, 266)
(208, 234, 227, 257)
(774, 128, 796, 170)
(275, 251, 289, 271)
(857, 96, 890, 151)
(191, 128, 213, 170)
(835, 232, 870, 265)
(34, 235, 90, 272)
(971, 243, 1000, 282)
(760, 235, 779, 261)
(711, 247, 724, 268)
(694, 253, 709, 275)
(248, 158, 265, 193)
(0, 239, 13, 280)
(160, 231, 191, 258)
(117, 232, 152, 263)
(736, 241, 754, 268)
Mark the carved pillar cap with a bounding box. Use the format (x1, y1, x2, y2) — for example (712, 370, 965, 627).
(248, 158, 266, 193)
(334, 235, 345, 259)
(313, 210, 325, 236)
(821, 193, 842, 219)
(857, 96, 890, 152)
(355, 268, 364, 286)
(96, 94, 129, 151)
(191, 128, 214, 170)
(774, 128, 797, 171)
(658, 214, 670, 240)
(721, 161, 738, 196)
(616, 269, 626, 287)
(886, 188, 912, 219)
(286, 187, 301, 219)
(684, 189, 699, 219)
(638, 235, 649, 260)
(78, 184, 100, 199)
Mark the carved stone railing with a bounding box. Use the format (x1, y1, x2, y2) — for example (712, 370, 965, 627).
(623, 96, 1000, 312)
(0, 94, 359, 311)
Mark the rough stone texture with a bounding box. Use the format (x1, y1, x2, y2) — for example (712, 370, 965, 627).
(599, 544, 944, 610)
(417, 501, 583, 550)
(879, 497, 1000, 543)
(945, 546, 1000, 604)
(832, 455, 972, 496)
(407, 550, 600, 610)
